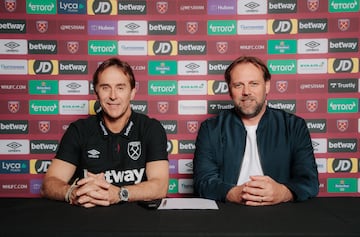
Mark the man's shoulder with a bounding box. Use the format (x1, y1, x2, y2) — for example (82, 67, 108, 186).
(70, 115, 98, 129)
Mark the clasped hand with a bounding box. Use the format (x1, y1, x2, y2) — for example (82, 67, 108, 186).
(70, 172, 114, 208)
(227, 175, 293, 206)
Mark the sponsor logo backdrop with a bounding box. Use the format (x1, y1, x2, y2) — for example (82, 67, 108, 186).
(0, 0, 359, 197)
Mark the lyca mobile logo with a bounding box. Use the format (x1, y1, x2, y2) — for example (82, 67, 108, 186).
(267, 60, 296, 74)
(268, 19, 297, 34)
(87, 0, 117, 15)
(207, 20, 236, 35)
(328, 58, 359, 73)
(28, 60, 58, 75)
(329, 0, 360, 12)
(29, 100, 59, 115)
(148, 80, 177, 95)
(327, 98, 358, 113)
(26, 0, 56, 14)
(0, 160, 29, 174)
(88, 40, 117, 55)
(58, 0, 86, 14)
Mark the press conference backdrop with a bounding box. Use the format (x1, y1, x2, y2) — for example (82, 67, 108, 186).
(0, 0, 359, 198)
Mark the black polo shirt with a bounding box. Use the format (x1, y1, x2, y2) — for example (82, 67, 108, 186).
(55, 111, 168, 187)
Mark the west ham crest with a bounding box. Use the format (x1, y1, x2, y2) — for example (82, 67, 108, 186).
(276, 80, 288, 93)
(8, 101, 19, 113)
(5, 0, 16, 12)
(36, 20, 48, 33)
(156, 1, 168, 14)
(306, 100, 318, 112)
(186, 22, 198, 34)
(128, 141, 141, 160)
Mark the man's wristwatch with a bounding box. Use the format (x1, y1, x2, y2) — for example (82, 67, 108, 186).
(119, 187, 129, 202)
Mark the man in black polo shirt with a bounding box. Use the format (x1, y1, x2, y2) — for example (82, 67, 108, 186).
(41, 58, 169, 208)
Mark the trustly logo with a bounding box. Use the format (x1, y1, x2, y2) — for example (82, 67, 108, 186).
(268, 39, 297, 54)
(328, 78, 358, 93)
(148, 80, 177, 95)
(148, 60, 177, 75)
(26, 0, 56, 14)
(88, 40, 117, 55)
(327, 98, 358, 113)
(208, 20, 236, 35)
(329, 0, 360, 12)
(267, 60, 296, 74)
(29, 100, 58, 115)
(29, 80, 58, 95)
(208, 100, 234, 114)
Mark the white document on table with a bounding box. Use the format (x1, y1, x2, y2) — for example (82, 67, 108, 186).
(158, 198, 218, 210)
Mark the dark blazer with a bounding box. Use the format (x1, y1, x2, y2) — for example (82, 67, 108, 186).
(193, 107, 319, 202)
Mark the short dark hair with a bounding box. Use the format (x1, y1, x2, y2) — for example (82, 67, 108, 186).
(224, 56, 271, 85)
(93, 58, 136, 91)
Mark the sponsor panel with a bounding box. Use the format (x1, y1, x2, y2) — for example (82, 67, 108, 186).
(0, 80, 27, 94)
(0, 160, 29, 174)
(0, 59, 27, 75)
(327, 178, 358, 193)
(207, 0, 236, 15)
(178, 179, 193, 194)
(26, 0, 57, 14)
(0, 39, 27, 54)
(87, 0, 117, 15)
(328, 158, 358, 173)
(0, 139, 29, 154)
(0, 180, 29, 194)
(57, 0, 86, 14)
(0, 100, 28, 114)
(0, 120, 28, 134)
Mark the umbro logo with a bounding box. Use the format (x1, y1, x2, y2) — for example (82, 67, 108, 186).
(88, 149, 100, 159)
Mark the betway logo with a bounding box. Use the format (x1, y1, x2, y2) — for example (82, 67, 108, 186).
(104, 168, 144, 184)
(118, 3, 146, 13)
(328, 139, 357, 151)
(268, 1, 296, 11)
(306, 120, 326, 132)
(267, 100, 296, 113)
(28, 42, 56, 52)
(30, 142, 58, 152)
(329, 39, 358, 51)
(0, 122, 28, 132)
(130, 103, 147, 113)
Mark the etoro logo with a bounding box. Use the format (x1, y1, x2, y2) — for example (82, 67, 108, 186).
(148, 80, 177, 95)
(26, 0, 56, 14)
(327, 98, 358, 113)
(207, 20, 236, 35)
(88, 40, 117, 55)
(267, 60, 296, 74)
(329, 0, 360, 12)
(29, 100, 58, 115)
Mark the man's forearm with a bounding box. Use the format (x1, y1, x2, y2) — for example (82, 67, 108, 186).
(41, 176, 70, 202)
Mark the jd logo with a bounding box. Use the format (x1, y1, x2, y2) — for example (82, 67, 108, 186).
(333, 59, 353, 72)
(92, 0, 112, 14)
(273, 20, 292, 33)
(34, 61, 53, 74)
(153, 41, 172, 55)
